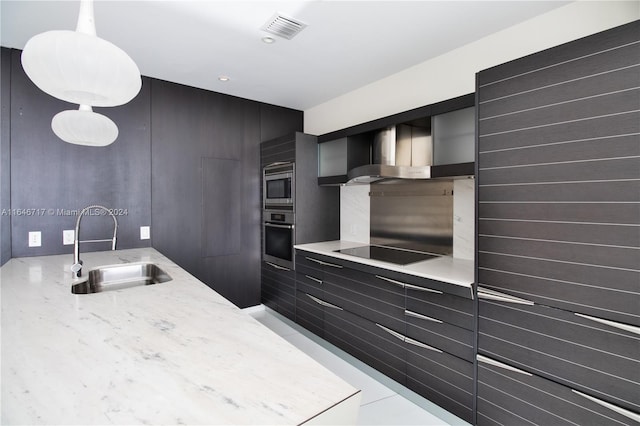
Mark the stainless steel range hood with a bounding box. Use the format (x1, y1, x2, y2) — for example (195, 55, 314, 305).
(346, 123, 474, 184)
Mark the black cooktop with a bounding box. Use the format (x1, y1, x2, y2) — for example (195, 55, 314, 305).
(334, 245, 439, 265)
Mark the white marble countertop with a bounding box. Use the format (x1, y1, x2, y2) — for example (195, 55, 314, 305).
(295, 241, 474, 289)
(0, 248, 359, 425)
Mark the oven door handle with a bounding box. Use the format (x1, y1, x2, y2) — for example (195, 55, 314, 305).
(265, 161, 292, 169)
(264, 222, 294, 229)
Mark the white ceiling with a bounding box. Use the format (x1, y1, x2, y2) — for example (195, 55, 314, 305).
(1, 1, 570, 111)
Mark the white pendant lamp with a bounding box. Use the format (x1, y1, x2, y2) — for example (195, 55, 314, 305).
(51, 105, 118, 147)
(21, 0, 141, 107)
(21, 0, 140, 147)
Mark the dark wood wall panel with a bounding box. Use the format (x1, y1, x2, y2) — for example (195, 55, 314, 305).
(9, 50, 152, 258)
(1, 48, 11, 265)
(152, 79, 302, 308)
(201, 157, 241, 257)
(476, 21, 640, 422)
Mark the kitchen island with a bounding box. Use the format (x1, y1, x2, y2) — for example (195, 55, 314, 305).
(0, 248, 360, 425)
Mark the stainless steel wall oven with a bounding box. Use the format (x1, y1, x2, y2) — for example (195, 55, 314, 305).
(262, 162, 296, 270)
(262, 210, 295, 270)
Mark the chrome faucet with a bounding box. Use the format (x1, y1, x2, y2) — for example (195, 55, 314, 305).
(71, 205, 118, 277)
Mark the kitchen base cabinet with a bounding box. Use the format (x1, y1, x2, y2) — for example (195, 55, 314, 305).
(324, 306, 407, 386)
(406, 344, 474, 424)
(477, 355, 640, 426)
(261, 261, 296, 321)
(295, 290, 325, 338)
(295, 249, 475, 423)
(322, 266, 406, 334)
(478, 297, 640, 414)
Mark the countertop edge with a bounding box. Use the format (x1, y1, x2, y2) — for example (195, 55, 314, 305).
(294, 241, 474, 289)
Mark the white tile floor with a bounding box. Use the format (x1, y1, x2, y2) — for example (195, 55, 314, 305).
(246, 306, 471, 426)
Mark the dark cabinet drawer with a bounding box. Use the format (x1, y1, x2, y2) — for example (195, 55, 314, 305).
(477, 354, 640, 426)
(324, 305, 406, 385)
(406, 339, 474, 424)
(405, 310, 474, 361)
(479, 296, 640, 413)
(405, 285, 473, 330)
(261, 261, 296, 321)
(295, 290, 324, 338)
(323, 267, 406, 333)
(296, 268, 324, 297)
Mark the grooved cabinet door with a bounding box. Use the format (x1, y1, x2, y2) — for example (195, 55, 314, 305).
(476, 20, 640, 423)
(478, 298, 640, 414)
(261, 261, 296, 321)
(324, 306, 406, 386)
(477, 355, 640, 426)
(295, 290, 324, 338)
(323, 266, 406, 334)
(405, 342, 474, 423)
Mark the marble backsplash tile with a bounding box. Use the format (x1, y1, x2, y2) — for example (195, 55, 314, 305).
(340, 184, 370, 244)
(453, 178, 475, 260)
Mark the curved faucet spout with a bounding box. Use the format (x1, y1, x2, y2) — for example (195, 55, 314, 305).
(72, 205, 118, 277)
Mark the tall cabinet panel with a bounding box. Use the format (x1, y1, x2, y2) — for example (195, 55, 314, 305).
(476, 21, 640, 425)
(476, 21, 640, 424)
(260, 133, 340, 319)
(152, 80, 302, 308)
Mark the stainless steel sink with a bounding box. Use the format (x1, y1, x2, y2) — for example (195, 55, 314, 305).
(71, 262, 172, 294)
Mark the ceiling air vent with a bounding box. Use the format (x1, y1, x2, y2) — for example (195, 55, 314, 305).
(261, 12, 308, 40)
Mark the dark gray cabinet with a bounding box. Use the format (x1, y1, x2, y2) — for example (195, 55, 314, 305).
(295, 249, 474, 423)
(405, 341, 474, 423)
(260, 134, 340, 318)
(477, 354, 640, 426)
(478, 296, 640, 413)
(476, 20, 640, 425)
(261, 260, 296, 321)
(324, 304, 407, 385)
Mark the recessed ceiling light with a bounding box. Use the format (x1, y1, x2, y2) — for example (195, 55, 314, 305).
(262, 36, 276, 44)
(218, 76, 230, 82)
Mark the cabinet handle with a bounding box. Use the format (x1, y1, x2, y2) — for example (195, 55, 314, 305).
(405, 336, 442, 353)
(376, 323, 406, 342)
(376, 324, 442, 353)
(305, 257, 343, 269)
(265, 261, 291, 271)
(573, 390, 640, 423)
(404, 283, 443, 294)
(477, 354, 532, 376)
(405, 310, 443, 324)
(306, 294, 343, 310)
(305, 275, 323, 285)
(375, 275, 406, 288)
(574, 313, 640, 336)
(477, 287, 534, 305)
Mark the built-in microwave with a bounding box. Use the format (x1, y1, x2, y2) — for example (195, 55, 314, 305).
(263, 162, 294, 211)
(263, 210, 295, 270)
